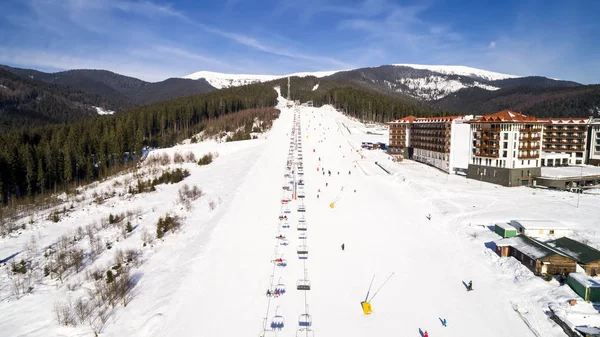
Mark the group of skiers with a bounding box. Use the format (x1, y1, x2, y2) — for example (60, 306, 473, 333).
(265, 288, 283, 297)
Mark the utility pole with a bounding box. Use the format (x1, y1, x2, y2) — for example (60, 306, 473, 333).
(577, 166, 583, 208)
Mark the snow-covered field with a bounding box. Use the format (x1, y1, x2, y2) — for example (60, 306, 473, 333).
(3, 90, 600, 337)
(94, 107, 115, 115)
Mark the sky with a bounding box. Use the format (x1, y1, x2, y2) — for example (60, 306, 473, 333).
(0, 0, 599, 84)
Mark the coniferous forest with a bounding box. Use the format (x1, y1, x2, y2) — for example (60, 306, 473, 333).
(0, 84, 277, 205)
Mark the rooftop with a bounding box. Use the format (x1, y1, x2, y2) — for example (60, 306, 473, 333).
(539, 118, 590, 125)
(569, 272, 600, 288)
(547, 237, 600, 264)
(541, 165, 600, 179)
(495, 223, 517, 231)
(470, 110, 541, 123)
(496, 235, 572, 260)
(510, 219, 570, 230)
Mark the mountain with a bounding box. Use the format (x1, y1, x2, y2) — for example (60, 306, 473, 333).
(434, 84, 600, 118)
(1, 66, 216, 109)
(392, 64, 519, 81)
(0, 68, 102, 130)
(183, 70, 340, 89)
(184, 64, 580, 102)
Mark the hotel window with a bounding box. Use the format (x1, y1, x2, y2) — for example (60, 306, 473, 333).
(504, 133, 508, 140)
(503, 151, 507, 158)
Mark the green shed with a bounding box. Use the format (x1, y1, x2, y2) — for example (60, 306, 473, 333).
(494, 223, 518, 238)
(567, 273, 600, 302)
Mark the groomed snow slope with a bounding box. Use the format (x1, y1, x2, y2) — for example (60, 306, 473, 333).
(103, 95, 590, 336)
(393, 64, 520, 81)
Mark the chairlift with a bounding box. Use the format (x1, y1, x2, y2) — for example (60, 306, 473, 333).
(298, 314, 312, 327)
(270, 308, 285, 330)
(296, 278, 311, 290)
(298, 314, 312, 328)
(297, 223, 308, 231)
(295, 328, 314, 337)
(298, 232, 307, 240)
(275, 279, 286, 294)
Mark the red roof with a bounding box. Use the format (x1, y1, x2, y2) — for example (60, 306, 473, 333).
(471, 110, 540, 123)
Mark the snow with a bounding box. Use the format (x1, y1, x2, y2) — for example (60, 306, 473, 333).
(569, 273, 600, 288)
(5, 89, 600, 337)
(94, 106, 115, 115)
(394, 64, 521, 81)
(541, 165, 600, 178)
(511, 220, 570, 230)
(396, 76, 500, 100)
(312, 83, 319, 91)
(183, 70, 342, 89)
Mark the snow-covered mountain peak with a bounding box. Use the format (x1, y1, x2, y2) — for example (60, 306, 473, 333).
(183, 70, 341, 89)
(393, 64, 520, 81)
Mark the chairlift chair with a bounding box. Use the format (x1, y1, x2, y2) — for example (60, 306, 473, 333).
(297, 245, 308, 254)
(297, 278, 311, 290)
(270, 314, 285, 330)
(275, 279, 286, 294)
(282, 222, 290, 229)
(298, 314, 312, 327)
(297, 205, 306, 212)
(284, 207, 291, 214)
(298, 191, 305, 198)
(279, 238, 289, 246)
(298, 216, 306, 223)
(297, 223, 308, 231)
(298, 232, 307, 240)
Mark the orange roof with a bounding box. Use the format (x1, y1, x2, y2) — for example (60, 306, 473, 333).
(389, 115, 417, 124)
(471, 110, 540, 123)
(389, 115, 464, 124)
(537, 118, 589, 124)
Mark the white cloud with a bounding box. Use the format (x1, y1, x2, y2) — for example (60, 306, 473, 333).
(489, 41, 496, 48)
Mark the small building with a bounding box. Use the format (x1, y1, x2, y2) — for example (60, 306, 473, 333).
(510, 220, 571, 239)
(495, 235, 577, 275)
(494, 223, 518, 238)
(567, 273, 600, 302)
(547, 237, 600, 276)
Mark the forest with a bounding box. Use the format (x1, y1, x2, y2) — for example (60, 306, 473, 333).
(0, 84, 277, 205)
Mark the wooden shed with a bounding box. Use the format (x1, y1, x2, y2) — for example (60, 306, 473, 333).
(495, 236, 577, 275)
(547, 237, 600, 276)
(567, 273, 600, 302)
(494, 223, 518, 238)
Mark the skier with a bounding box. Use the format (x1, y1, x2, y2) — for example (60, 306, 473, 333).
(319, 157, 321, 161)
(326, 183, 328, 187)
(341, 243, 345, 251)
(424, 331, 429, 337)
(317, 194, 319, 199)
(441, 318, 447, 327)
(354, 189, 356, 193)
(341, 186, 344, 191)
(349, 170, 351, 175)
(337, 171, 339, 175)
(468, 280, 473, 291)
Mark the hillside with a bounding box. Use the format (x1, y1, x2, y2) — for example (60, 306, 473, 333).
(1, 66, 216, 108)
(0, 68, 104, 130)
(183, 64, 593, 119)
(435, 84, 600, 118)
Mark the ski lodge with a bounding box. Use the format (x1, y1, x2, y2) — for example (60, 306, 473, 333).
(495, 235, 577, 275)
(547, 237, 600, 276)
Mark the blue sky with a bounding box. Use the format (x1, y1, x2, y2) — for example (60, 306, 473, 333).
(0, 0, 598, 83)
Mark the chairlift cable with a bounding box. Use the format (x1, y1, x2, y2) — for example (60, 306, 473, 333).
(365, 274, 376, 302)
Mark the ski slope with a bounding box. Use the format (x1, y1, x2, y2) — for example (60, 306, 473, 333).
(6, 90, 600, 336)
(102, 95, 568, 336)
